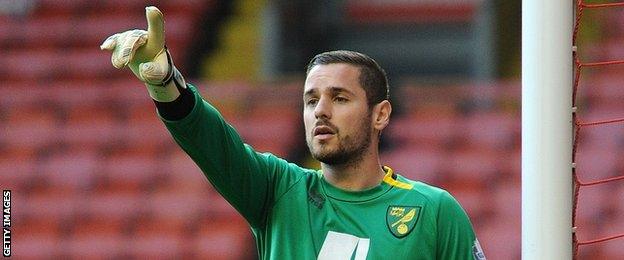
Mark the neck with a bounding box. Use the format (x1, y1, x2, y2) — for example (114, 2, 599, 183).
(321, 146, 386, 191)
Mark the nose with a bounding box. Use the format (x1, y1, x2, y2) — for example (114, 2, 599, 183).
(313, 96, 332, 119)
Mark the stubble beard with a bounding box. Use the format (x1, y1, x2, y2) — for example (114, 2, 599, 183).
(307, 115, 372, 167)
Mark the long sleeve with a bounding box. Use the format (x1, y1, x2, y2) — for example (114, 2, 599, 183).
(159, 84, 307, 228)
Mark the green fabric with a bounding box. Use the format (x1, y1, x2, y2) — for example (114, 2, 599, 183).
(160, 85, 482, 260)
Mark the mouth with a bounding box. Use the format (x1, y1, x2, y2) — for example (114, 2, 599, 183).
(313, 125, 336, 139)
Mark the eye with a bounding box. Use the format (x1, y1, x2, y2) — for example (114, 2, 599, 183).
(306, 98, 318, 106)
(334, 96, 348, 103)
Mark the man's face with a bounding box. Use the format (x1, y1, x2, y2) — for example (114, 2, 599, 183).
(303, 63, 373, 165)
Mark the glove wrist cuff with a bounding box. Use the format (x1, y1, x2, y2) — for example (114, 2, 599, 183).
(149, 47, 185, 88)
(145, 47, 186, 102)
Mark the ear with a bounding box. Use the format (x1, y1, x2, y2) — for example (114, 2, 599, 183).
(372, 100, 392, 132)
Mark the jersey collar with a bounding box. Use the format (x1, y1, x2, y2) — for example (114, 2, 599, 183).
(320, 166, 396, 202)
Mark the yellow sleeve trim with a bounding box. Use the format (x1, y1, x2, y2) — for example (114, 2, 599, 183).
(382, 166, 413, 190)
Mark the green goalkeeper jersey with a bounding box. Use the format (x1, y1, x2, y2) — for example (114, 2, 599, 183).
(161, 85, 485, 260)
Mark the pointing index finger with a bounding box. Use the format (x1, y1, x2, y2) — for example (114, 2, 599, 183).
(145, 6, 165, 53)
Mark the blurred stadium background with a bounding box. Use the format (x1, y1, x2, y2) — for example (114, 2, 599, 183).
(0, 0, 622, 259)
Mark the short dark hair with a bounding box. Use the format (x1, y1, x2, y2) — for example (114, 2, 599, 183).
(306, 50, 389, 106)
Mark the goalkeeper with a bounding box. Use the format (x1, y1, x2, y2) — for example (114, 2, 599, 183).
(101, 6, 485, 260)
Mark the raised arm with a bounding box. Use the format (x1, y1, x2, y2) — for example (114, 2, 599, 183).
(100, 6, 303, 228)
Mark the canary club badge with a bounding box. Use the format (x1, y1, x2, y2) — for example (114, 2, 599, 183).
(386, 206, 421, 238)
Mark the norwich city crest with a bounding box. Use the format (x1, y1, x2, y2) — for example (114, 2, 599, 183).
(386, 206, 421, 238)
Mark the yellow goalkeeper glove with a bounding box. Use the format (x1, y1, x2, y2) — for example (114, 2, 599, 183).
(100, 6, 186, 102)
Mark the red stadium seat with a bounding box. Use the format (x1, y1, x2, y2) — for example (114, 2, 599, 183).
(601, 208, 624, 258)
(228, 112, 299, 158)
(575, 187, 609, 239)
(388, 112, 459, 148)
(147, 190, 211, 224)
(0, 151, 37, 190)
(65, 233, 126, 259)
(19, 214, 61, 239)
(3, 102, 59, 151)
(99, 150, 160, 191)
(441, 146, 500, 186)
(577, 107, 624, 153)
(39, 147, 99, 192)
(584, 73, 624, 103)
(478, 218, 521, 260)
(14, 234, 61, 259)
(380, 147, 444, 185)
(121, 119, 175, 154)
(491, 182, 521, 220)
(462, 111, 518, 150)
(448, 186, 488, 223)
(59, 100, 121, 148)
(192, 217, 254, 259)
(199, 81, 254, 119)
(80, 192, 148, 223)
(596, 191, 624, 259)
(126, 233, 185, 259)
(499, 148, 521, 183)
(20, 193, 78, 236)
(575, 145, 619, 182)
(160, 149, 215, 194)
(66, 213, 127, 258)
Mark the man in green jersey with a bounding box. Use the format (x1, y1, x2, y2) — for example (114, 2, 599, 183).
(101, 6, 485, 260)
